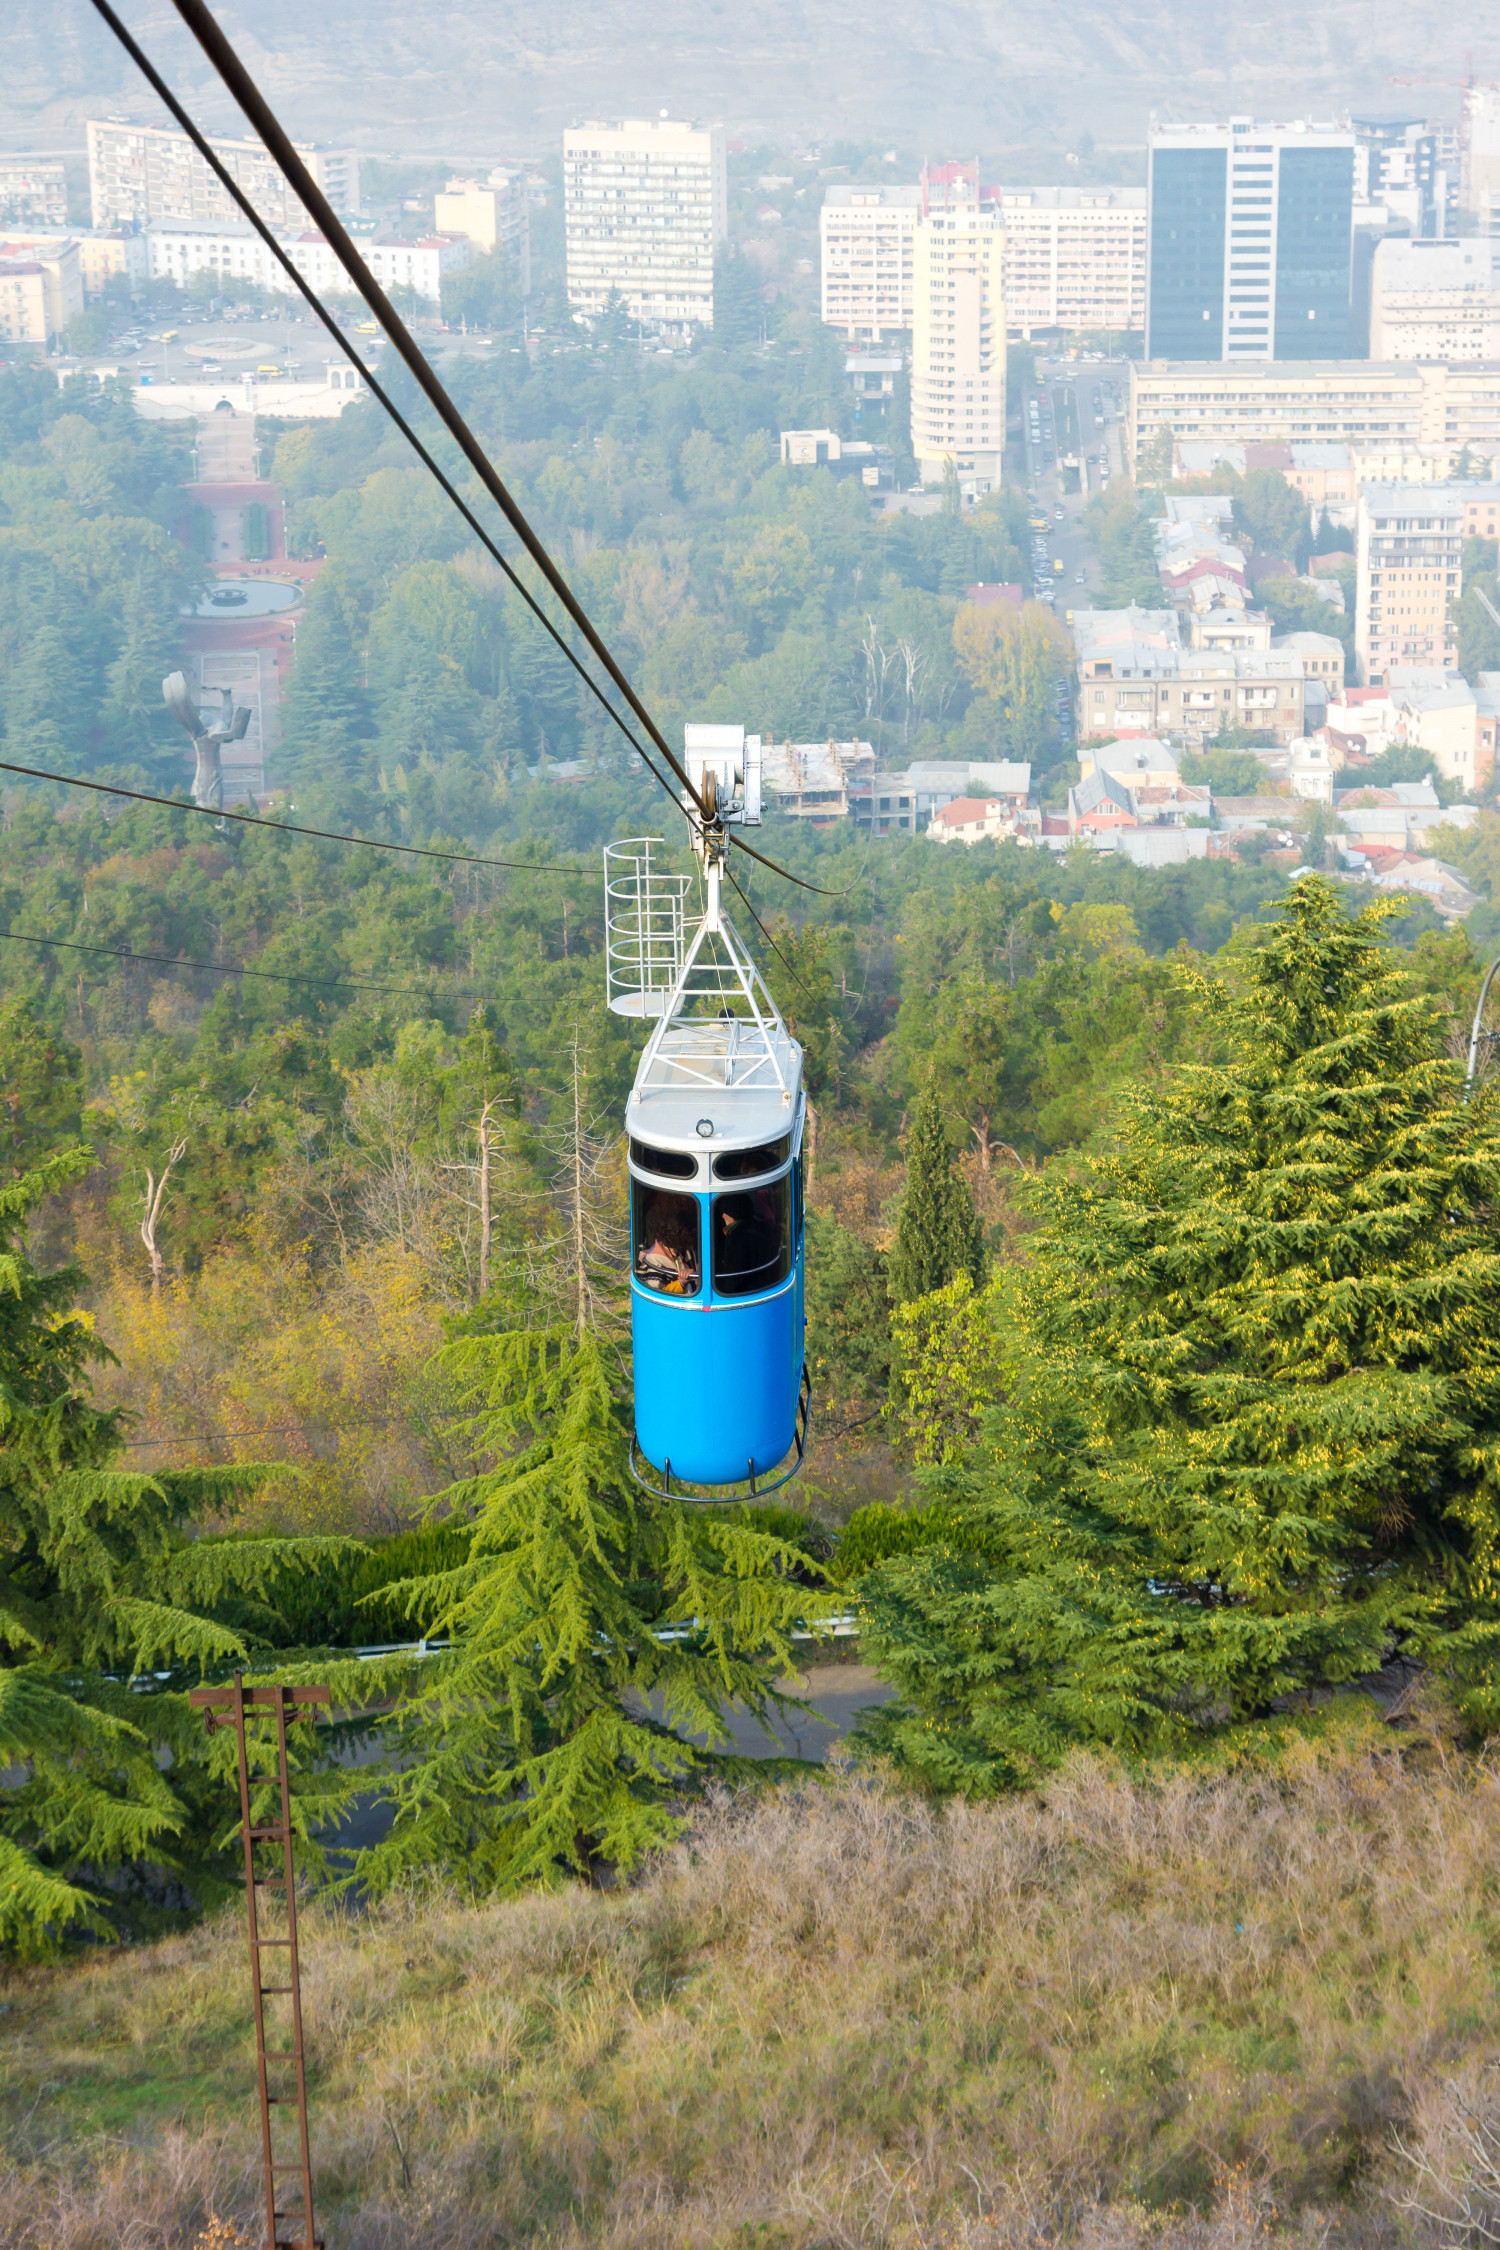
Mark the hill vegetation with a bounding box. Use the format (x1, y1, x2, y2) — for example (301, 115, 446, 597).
(6, 1735, 1500, 2247)
(10, 284, 1500, 2243)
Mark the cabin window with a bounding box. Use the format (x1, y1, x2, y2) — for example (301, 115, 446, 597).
(630, 1137, 696, 1180)
(712, 1177, 792, 1299)
(712, 1134, 790, 1181)
(632, 1180, 701, 1297)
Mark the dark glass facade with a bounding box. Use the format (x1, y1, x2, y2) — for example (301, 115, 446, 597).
(1273, 146, 1354, 356)
(1147, 147, 1227, 358)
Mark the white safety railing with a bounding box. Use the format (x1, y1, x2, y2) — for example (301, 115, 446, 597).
(604, 838, 691, 1018)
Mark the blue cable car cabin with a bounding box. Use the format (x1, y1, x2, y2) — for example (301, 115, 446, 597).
(606, 732, 810, 1498)
(628, 1063, 807, 1491)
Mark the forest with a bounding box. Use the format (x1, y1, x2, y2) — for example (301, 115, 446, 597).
(14, 321, 1500, 2245)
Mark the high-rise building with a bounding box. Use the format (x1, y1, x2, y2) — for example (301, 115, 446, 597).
(1356, 482, 1473, 678)
(819, 185, 920, 339)
(1147, 118, 1355, 362)
(998, 187, 1147, 336)
(910, 163, 1005, 491)
(87, 118, 359, 232)
(1462, 87, 1500, 233)
(563, 118, 725, 333)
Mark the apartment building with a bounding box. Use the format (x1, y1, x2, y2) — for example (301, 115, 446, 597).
(563, 118, 725, 332)
(1353, 114, 1444, 239)
(146, 220, 468, 306)
(1347, 440, 1500, 482)
(910, 165, 1005, 489)
(1369, 238, 1500, 360)
(433, 173, 531, 295)
(1075, 627, 1309, 745)
(1147, 118, 1355, 362)
(0, 159, 67, 229)
(820, 185, 920, 338)
(0, 235, 82, 342)
(998, 187, 1146, 336)
(1353, 481, 1500, 680)
(1174, 436, 1355, 506)
(87, 118, 359, 230)
(6, 225, 147, 297)
(1129, 359, 1500, 467)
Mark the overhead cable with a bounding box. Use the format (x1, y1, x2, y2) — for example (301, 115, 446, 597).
(84, 0, 689, 826)
(88, 0, 869, 904)
(0, 927, 465, 1001)
(0, 758, 598, 878)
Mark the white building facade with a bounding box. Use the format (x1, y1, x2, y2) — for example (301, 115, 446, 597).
(998, 187, 1147, 336)
(88, 118, 359, 230)
(146, 221, 468, 306)
(1369, 237, 1500, 360)
(819, 186, 920, 339)
(563, 118, 725, 333)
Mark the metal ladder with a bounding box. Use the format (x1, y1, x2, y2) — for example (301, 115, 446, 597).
(190, 1673, 330, 2250)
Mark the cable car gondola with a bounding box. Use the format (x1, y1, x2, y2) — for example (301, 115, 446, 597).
(606, 726, 810, 1499)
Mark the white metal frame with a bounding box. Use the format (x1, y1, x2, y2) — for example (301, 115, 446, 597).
(604, 838, 692, 1018)
(632, 855, 795, 1105)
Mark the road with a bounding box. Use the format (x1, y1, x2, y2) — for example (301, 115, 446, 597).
(1018, 354, 1130, 621)
(321, 1659, 899, 1858)
(50, 307, 511, 392)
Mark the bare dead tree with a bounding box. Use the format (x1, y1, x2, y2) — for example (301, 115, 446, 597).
(477, 1092, 499, 1299)
(140, 1140, 187, 1295)
(538, 1027, 627, 1337)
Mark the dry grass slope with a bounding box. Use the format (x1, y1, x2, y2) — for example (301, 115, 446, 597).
(5, 1725, 1500, 2248)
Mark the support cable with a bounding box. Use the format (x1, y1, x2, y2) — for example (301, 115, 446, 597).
(0, 926, 470, 1001)
(87, 0, 875, 903)
(0, 756, 598, 878)
(86, 0, 690, 826)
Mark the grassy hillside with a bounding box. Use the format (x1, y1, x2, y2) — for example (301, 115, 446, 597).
(4, 1725, 1499, 2248)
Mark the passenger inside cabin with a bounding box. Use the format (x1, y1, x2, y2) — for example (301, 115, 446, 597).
(635, 1190, 701, 1296)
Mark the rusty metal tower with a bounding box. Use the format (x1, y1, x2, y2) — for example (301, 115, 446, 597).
(190, 1673, 330, 2250)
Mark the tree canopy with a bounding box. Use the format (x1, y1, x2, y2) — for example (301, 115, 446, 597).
(861, 879, 1500, 1788)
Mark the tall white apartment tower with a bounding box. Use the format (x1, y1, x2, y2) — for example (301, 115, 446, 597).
(910, 163, 1006, 490)
(563, 118, 726, 334)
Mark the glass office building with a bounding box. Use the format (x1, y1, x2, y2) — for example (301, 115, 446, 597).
(1148, 121, 1354, 362)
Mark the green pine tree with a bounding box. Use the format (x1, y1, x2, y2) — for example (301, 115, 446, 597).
(361, 1324, 833, 1893)
(888, 1077, 985, 1306)
(0, 1151, 357, 1957)
(860, 878, 1500, 1788)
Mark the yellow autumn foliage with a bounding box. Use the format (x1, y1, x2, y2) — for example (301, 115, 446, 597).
(92, 1233, 462, 1534)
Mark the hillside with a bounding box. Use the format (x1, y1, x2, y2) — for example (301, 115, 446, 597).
(4, 1740, 1498, 2248)
(7, 0, 1496, 162)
